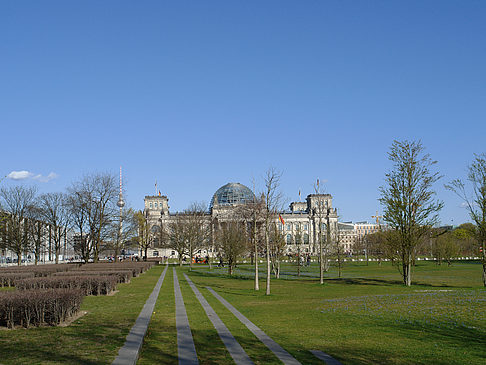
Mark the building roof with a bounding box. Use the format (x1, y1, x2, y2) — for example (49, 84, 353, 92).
(209, 182, 255, 210)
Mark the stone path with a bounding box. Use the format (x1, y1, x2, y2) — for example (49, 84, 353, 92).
(112, 265, 168, 365)
(309, 350, 343, 365)
(173, 268, 199, 365)
(206, 287, 301, 365)
(184, 274, 254, 365)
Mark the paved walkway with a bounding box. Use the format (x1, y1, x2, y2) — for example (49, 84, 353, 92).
(206, 287, 301, 365)
(112, 265, 168, 365)
(173, 268, 199, 365)
(184, 274, 254, 365)
(309, 350, 343, 365)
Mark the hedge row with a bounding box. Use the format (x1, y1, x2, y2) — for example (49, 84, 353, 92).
(15, 276, 118, 296)
(0, 264, 72, 277)
(0, 289, 84, 328)
(53, 270, 133, 283)
(0, 273, 35, 287)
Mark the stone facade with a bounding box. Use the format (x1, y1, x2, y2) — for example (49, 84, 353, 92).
(142, 184, 339, 259)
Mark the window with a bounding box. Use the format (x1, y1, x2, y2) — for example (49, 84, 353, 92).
(295, 223, 300, 230)
(304, 223, 308, 231)
(154, 202, 158, 208)
(153, 251, 159, 257)
(286, 223, 291, 231)
(286, 234, 292, 244)
(150, 203, 153, 208)
(304, 233, 309, 244)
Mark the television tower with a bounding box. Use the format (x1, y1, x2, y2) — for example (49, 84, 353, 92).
(117, 166, 125, 247)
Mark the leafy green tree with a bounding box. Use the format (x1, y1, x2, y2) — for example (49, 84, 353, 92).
(379, 140, 443, 286)
(446, 153, 486, 286)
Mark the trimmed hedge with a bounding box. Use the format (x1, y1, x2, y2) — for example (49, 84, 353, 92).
(0, 273, 35, 287)
(52, 270, 133, 283)
(0, 288, 84, 328)
(15, 276, 118, 296)
(0, 264, 72, 278)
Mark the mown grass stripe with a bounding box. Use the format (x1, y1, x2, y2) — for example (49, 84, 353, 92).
(112, 265, 168, 365)
(184, 273, 253, 365)
(173, 267, 199, 365)
(206, 286, 301, 365)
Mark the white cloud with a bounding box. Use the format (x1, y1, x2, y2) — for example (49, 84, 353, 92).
(7, 170, 59, 183)
(33, 172, 59, 183)
(7, 170, 34, 180)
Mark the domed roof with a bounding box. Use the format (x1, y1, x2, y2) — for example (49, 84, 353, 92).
(210, 182, 255, 210)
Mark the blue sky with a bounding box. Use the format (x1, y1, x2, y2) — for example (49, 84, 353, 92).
(1, 1, 485, 225)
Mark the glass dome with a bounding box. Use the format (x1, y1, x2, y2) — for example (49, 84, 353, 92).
(210, 183, 255, 210)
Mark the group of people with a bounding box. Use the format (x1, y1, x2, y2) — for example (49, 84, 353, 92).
(287, 253, 312, 266)
(193, 255, 209, 264)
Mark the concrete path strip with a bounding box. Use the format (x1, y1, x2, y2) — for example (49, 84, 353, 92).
(184, 274, 254, 365)
(206, 287, 301, 365)
(309, 350, 343, 365)
(112, 264, 168, 365)
(174, 268, 199, 365)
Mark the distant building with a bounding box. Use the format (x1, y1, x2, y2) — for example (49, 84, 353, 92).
(143, 182, 339, 258)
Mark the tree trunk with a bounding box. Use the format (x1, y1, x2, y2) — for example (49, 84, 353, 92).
(482, 245, 486, 287)
(254, 238, 259, 290)
(266, 227, 271, 295)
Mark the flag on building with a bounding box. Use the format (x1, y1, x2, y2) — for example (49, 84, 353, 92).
(279, 214, 285, 226)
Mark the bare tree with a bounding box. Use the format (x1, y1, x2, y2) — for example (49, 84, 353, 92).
(134, 211, 151, 261)
(446, 153, 486, 286)
(313, 181, 331, 284)
(25, 205, 46, 265)
(184, 202, 211, 270)
(0, 186, 37, 265)
(294, 224, 303, 276)
(37, 192, 70, 264)
(236, 195, 265, 290)
(269, 222, 286, 279)
(263, 168, 283, 295)
(73, 173, 118, 262)
(379, 140, 443, 286)
(108, 208, 137, 262)
(65, 188, 92, 262)
(214, 220, 248, 275)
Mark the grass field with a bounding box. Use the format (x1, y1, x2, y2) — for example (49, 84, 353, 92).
(1, 261, 485, 364)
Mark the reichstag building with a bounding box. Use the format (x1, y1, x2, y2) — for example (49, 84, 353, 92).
(144, 182, 338, 258)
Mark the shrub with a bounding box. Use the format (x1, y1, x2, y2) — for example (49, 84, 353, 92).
(0, 288, 84, 328)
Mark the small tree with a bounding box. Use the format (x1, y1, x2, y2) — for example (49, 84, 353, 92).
(379, 140, 443, 286)
(184, 202, 210, 271)
(108, 208, 137, 262)
(25, 205, 46, 265)
(269, 223, 286, 279)
(446, 153, 486, 286)
(37, 192, 70, 264)
(162, 213, 189, 266)
(263, 168, 283, 295)
(294, 224, 303, 277)
(214, 221, 247, 275)
(134, 211, 151, 261)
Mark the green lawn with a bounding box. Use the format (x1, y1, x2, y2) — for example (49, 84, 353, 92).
(0, 261, 484, 364)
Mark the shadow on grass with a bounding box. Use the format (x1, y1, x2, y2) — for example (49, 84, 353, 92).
(323, 277, 470, 288)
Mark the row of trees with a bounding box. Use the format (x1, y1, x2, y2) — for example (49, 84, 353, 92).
(0, 173, 147, 265)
